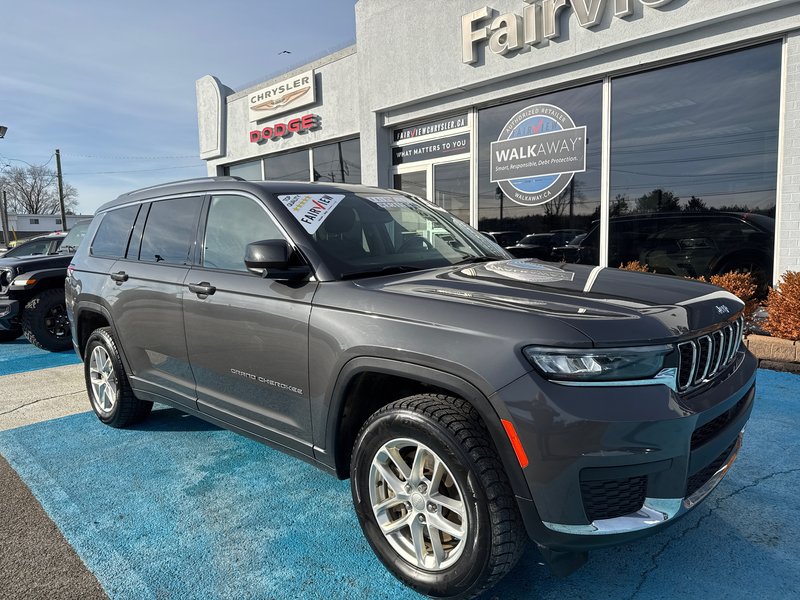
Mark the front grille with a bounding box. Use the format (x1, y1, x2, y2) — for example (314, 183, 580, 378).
(691, 395, 748, 450)
(686, 440, 737, 497)
(580, 475, 647, 522)
(677, 316, 744, 393)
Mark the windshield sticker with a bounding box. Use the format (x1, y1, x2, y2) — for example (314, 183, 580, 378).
(365, 195, 418, 209)
(278, 193, 345, 234)
(483, 259, 575, 283)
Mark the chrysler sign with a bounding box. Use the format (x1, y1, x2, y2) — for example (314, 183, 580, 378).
(491, 104, 586, 206)
(248, 70, 316, 121)
(463, 0, 676, 64)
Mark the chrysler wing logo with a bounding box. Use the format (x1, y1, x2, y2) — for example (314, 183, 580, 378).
(251, 87, 310, 112)
(715, 305, 730, 315)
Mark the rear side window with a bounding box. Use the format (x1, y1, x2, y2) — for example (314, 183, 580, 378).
(91, 206, 139, 258)
(139, 197, 202, 264)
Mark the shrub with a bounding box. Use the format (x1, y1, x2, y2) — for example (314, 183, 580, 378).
(763, 271, 800, 341)
(619, 261, 653, 273)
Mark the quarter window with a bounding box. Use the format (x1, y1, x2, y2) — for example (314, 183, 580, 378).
(139, 197, 202, 264)
(203, 195, 284, 272)
(91, 206, 139, 258)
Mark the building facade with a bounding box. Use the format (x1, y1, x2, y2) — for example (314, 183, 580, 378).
(196, 0, 800, 285)
(2, 214, 92, 243)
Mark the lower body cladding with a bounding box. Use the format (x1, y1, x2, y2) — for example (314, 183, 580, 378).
(498, 349, 756, 568)
(0, 298, 20, 329)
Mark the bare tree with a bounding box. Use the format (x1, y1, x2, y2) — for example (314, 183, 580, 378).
(0, 165, 78, 215)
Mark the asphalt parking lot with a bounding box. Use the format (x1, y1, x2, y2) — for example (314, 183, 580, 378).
(1, 341, 799, 599)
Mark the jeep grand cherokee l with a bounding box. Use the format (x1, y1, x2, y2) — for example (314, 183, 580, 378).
(66, 178, 755, 599)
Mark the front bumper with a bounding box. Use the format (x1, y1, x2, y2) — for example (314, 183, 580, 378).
(496, 348, 756, 552)
(0, 298, 20, 330)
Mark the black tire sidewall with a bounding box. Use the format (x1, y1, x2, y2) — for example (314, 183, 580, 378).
(351, 409, 494, 599)
(84, 329, 124, 425)
(22, 288, 72, 351)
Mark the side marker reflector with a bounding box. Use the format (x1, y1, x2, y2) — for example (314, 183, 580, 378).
(501, 418, 529, 468)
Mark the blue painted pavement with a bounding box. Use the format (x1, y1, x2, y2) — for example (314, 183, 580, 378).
(0, 369, 798, 599)
(0, 338, 81, 376)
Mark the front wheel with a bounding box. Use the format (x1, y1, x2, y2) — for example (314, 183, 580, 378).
(84, 327, 152, 428)
(21, 288, 72, 351)
(350, 394, 526, 599)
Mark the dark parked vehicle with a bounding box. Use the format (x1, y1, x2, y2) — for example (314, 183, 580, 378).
(0, 232, 67, 258)
(557, 212, 774, 288)
(508, 229, 585, 260)
(0, 222, 89, 349)
(480, 230, 523, 247)
(67, 179, 755, 599)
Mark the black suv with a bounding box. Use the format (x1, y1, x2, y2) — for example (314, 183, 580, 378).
(0, 222, 89, 349)
(66, 179, 755, 599)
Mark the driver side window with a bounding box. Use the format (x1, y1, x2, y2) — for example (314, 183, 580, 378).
(203, 195, 284, 272)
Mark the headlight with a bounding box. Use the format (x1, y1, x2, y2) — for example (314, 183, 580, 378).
(523, 345, 673, 382)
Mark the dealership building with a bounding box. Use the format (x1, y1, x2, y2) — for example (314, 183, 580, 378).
(196, 0, 800, 284)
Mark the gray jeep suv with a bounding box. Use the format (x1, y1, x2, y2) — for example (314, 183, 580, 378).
(66, 178, 755, 599)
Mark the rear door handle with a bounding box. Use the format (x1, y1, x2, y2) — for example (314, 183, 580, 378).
(188, 282, 216, 296)
(110, 271, 128, 283)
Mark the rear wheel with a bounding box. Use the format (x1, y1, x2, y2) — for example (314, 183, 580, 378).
(84, 327, 152, 428)
(350, 394, 527, 599)
(21, 288, 72, 351)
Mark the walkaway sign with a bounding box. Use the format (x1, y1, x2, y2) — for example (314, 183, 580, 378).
(491, 104, 586, 207)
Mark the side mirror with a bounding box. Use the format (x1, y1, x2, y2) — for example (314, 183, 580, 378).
(244, 240, 310, 281)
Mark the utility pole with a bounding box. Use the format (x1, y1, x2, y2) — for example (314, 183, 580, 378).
(55, 148, 67, 230)
(1, 190, 9, 247)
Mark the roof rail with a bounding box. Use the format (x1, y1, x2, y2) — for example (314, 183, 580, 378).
(119, 176, 245, 197)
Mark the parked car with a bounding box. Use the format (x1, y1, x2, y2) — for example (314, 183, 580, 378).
(66, 179, 754, 599)
(556, 212, 774, 287)
(0, 222, 90, 349)
(507, 229, 585, 260)
(480, 230, 523, 247)
(0, 232, 67, 258)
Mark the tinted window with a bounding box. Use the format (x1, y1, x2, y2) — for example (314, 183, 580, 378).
(203, 195, 284, 272)
(313, 138, 361, 184)
(6, 239, 51, 257)
(91, 206, 139, 258)
(477, 82, 602, 264)
(139, 197, 202, 264)
(264, 149, 310, 181)
(225, 159, 262, 180)
(609, 43, 780, 282)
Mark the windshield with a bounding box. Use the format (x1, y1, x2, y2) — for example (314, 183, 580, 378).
(275, 192, 510, 279)
(59, 221, 91, 253)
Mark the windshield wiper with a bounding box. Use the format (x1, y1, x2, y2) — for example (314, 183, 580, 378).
(341, 265, 423, 280)
(453, 256, 500, 265)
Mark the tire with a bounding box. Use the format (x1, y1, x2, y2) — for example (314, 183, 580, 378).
(0, 329, 23, 342)
(21, 288, 72, 351)
(84, 327, 153, 428)
(350, 394, 527, 600)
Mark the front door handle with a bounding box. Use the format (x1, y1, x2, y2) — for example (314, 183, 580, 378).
(110, 271, 128, 283)
(188, 282, 216, 296)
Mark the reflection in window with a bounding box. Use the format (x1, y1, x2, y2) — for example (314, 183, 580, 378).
(203, 195, 284, 272)
(313, 138, 361, 183)
(609, 42, 780, 285)
(434, 161, 470, 223)
(224, 159, 262, 180)
(139, 197, 202, 264)
(264, 149, 310, 181)
(393, 171, 427, 199)
(91, 205, 139, 258)
(477, 83, 602, 265)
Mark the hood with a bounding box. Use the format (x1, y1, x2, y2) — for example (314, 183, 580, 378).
(0, 252, 73, 272)
(356, 259, 743, 346)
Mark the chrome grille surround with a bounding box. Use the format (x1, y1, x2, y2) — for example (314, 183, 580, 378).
(677, 316, 744, 393)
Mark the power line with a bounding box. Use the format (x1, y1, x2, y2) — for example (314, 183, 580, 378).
(64, 164, 204, 175)
(65, 153, 199, 160)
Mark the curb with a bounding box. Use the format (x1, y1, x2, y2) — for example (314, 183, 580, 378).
(743, 334, 800, 374)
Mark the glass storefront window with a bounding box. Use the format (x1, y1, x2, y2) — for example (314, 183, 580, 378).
(477, 83, 602, 263)
(393, 171, 427, 199)
(264, 149, 310, 181)
(225, 159, 262, 180)
(434, 161, 470, 223)
(313, 138, 361, 183)
(609, 42, 781, 286)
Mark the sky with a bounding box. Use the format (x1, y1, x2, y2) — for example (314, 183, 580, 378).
(0, 0, 357, 214)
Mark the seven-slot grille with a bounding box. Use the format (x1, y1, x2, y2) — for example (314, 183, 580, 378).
(677, 316, 744, 392)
